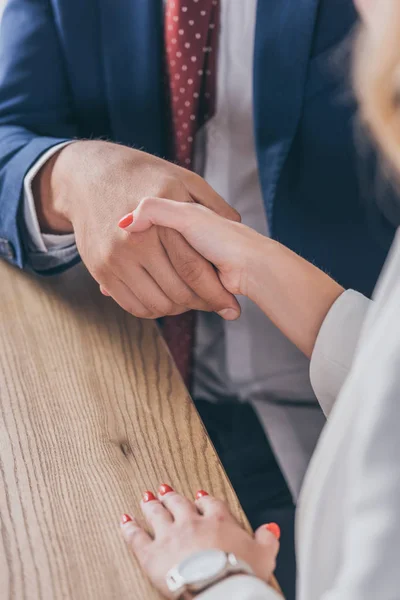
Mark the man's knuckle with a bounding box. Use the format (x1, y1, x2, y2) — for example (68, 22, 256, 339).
(127, 304, 152, 319)
(160, 176, 187, 199)
(139, 308, 155, 319)
(100, 242, 118, 270)
(91, 261, 108, 283)
(162, 299, 175, 314)
(178, 257, 204, 283)
(176, 288, 196, 307)
(145, 298, 168, 316)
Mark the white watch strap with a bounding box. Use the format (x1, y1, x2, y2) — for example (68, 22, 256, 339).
(166, 551, 254, 599)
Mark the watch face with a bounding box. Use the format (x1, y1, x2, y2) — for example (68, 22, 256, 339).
(178, 549, 227, 585)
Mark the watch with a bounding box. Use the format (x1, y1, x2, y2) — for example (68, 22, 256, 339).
(166, 549, 254, 599)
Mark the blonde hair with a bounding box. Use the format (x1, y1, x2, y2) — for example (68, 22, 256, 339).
(354, 2, 400, 176)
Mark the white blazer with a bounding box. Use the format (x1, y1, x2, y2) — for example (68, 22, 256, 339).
(199, 230, 400, 600)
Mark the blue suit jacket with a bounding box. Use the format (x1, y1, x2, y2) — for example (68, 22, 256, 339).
(0, 0, 394, 295)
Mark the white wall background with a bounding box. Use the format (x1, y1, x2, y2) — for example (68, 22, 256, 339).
(0, 0, 5, 20)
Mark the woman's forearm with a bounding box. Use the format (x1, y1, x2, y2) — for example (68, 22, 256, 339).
(246, 238, 345, 359)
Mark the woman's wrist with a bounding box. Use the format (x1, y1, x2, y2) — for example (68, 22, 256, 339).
(242, 236, 281, 302)
(244, 236, 344, 358)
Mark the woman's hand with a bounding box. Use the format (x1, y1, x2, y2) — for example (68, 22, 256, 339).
(118, 197, 267, 297)
(120, 485, 280, 599)
(118, 197, 344, 358)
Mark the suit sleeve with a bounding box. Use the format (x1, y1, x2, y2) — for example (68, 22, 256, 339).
(0, 0, 77, 271)
(309, 290, 371, 416)
(198, 575, 281, 600)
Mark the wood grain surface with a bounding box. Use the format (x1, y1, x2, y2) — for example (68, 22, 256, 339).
(0, 260, 281, 599)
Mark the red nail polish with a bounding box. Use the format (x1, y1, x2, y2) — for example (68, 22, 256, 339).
(143, 491, 156, 503)
(195, 490, 208, 499)
(265, 522, 281, 540)
(118, 213, 134, 229)
(159, 484, 174, 496)
(121, 514, 132, 525)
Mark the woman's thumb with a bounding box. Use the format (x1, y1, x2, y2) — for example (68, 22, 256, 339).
(118, 196, 200, 234)
(255, 523, 281, 551)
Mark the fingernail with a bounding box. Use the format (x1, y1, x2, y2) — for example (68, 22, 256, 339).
(121, 514, 133, 525)
(159, 484, 174, 496)
(217, 308, 240, 321)
(118, 213, 134, 229)
(265, 522, 281, 540)
(143, 491, 156, 503)
(195, 490, 209, 499)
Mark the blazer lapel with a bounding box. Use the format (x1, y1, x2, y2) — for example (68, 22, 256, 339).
(253, 0, 319, 229)
(99, 0, 167, 156)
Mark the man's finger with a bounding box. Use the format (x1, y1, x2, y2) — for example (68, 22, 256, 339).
(115, 263, 185, 318)
(178, 167, 241, 222)
(161, 229, 241, 320)
(118, 197, 242, 319)
(100, 275, 154, 319)
(142, 234, 212, 312)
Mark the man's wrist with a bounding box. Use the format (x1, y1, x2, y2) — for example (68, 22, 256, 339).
(32, 143, 78, 235)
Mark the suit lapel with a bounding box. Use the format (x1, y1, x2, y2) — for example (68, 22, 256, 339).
(253, 0, 319, 229)
(99, 0, 167, 156)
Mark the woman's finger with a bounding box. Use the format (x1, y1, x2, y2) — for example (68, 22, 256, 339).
(194, 491, 235, 522)
(140, 491, 174, 534)
(157, 487, 198, 520)
(120, 514, 152, 556)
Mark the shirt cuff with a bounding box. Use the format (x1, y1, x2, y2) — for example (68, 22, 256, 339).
(197, 575, 281, 600)
(310, 289, 371, 416)
(23, 141, 76, 253)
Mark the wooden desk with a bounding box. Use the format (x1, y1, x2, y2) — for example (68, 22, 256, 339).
(0, 260, 280, 599)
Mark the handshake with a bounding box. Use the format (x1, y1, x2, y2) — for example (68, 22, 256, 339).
(35, 140, 266, 321)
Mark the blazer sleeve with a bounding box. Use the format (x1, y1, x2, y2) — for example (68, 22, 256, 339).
(309, 289, 371, 416)
(319, 287, 400, 600)
(0, 0, 77, 271)
(198, 575, 281, 600)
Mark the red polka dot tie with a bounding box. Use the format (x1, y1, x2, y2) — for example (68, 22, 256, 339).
(163, 0, 220, 387)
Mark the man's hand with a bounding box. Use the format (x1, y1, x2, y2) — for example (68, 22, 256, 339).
(33, 141, 241, 319)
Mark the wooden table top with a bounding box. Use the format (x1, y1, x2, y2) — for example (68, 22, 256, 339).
(0, 260, 281, 599)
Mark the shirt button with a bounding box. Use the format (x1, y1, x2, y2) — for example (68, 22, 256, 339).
(0, 238, 16, 261)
